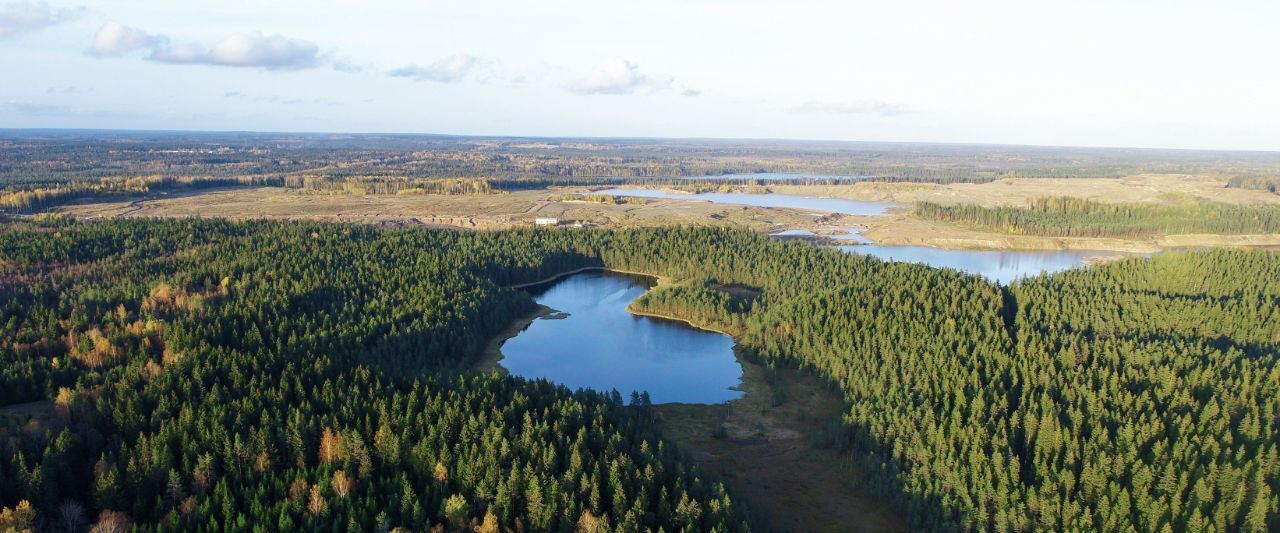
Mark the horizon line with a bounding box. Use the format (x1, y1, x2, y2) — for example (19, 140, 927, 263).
(1, 126, 1277, 155)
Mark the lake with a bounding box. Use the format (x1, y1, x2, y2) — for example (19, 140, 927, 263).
(771, 228, 1119, 284)
(841, 244, 1117, 284)
(597, 188, 892, 216)
(498, 271, 744, 404)
(770, 228, 872, 243)
(682, 172, 870, 181)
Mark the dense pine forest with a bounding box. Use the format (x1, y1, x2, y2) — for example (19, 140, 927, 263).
(915, 197, 1280, 238)
(1, 219, 1277, 531)
(0, 220, 746, 531)
(617, 231, 1279, 531)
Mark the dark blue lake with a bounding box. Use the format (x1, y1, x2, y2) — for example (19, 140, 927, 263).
(498, 271, 744, 404)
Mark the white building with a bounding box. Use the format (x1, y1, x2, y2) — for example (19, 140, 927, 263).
(534, 217, 559, 226)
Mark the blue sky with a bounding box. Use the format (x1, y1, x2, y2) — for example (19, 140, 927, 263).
(1, 0, 1278, 150)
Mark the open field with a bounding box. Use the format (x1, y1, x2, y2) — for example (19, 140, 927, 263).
(48, 173, 1280, 253)
(770, 173, 1280, 207)
(737, 174, 1280, 251)
(52, 186, 818, 230)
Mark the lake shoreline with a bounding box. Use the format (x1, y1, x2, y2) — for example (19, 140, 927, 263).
(481, 267, 904, 530)
(505, 266, 737, 337)
(505, 266, 603, 289)
(504, 266, 672, 289)
(625, 307, 740, 338)
(474, 303, 555, 373)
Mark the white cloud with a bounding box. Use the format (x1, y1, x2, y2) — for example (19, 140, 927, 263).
(387, 53, 477, 83)
(202, 32, 319, 69)
(88, 23, 321, 71)
(568, 59, 688, 96)
(0, 1, 80, 40)
(88, 21, 155, 56)
(789, 101, 909, 117)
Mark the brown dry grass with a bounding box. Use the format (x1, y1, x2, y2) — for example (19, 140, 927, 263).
(656, 354, 904, 532)
(770, 174, 1280, 208)
(53, 186, 816, 231)
(51, 175, 1280, 253)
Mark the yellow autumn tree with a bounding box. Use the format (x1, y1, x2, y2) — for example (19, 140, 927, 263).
(307, 485, 327, 517)
(576, 510, 606, 533)
(0, 500, 36, 533)
(477, 511, 501, 533)
(433, 462, 449, 486)
(318, 428, 343, 463)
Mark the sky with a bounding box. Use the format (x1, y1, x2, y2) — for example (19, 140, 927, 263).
(1, 0, 1278, 151)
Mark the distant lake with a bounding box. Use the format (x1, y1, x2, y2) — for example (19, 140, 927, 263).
(841, 244, 1117, 284)
(499, 271, 744, 404)
(770, 228, 872, 243)
(684, 172, 870, 181)
(589, 173, 869, 181)
(597, 188, 892, 216)
(772, 228, 1119, 284)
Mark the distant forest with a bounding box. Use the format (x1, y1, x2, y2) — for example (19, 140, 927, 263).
(915, 197, 1280, 238)
(6, 130, 1280, 187)
(6, 131, 1280, 217)
(1, 220, 1275, 531)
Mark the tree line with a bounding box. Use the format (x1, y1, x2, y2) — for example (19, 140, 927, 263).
(1228, 176, 1280, 194)
(0, 176, 286, 214)
(915, 197, 1280, 238)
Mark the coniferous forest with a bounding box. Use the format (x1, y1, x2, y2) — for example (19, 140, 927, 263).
(914, 198, 1280, 238)
(0, 218, 1277, 531)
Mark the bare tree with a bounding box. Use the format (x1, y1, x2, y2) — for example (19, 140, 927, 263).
(56, 501, 86, 532)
